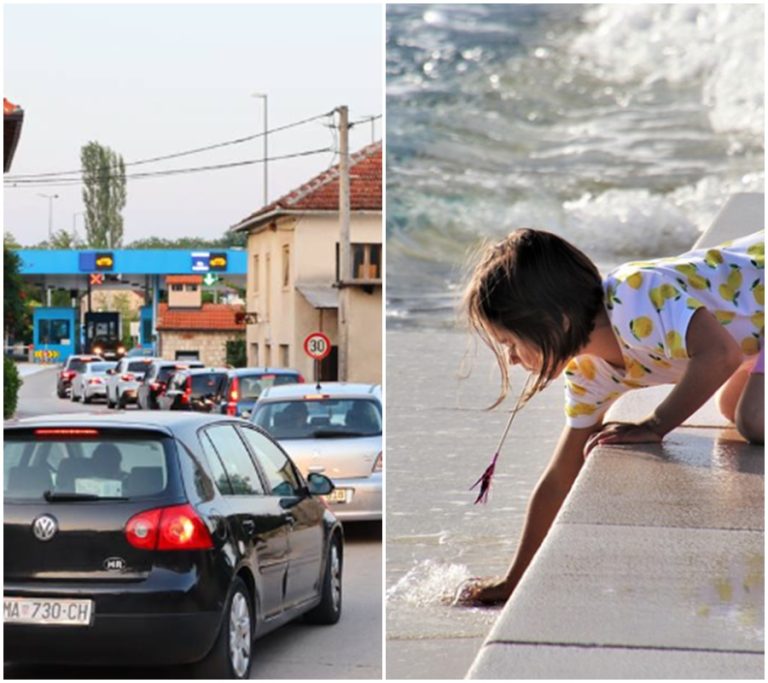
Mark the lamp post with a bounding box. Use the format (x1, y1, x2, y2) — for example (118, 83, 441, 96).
(251, 92, 268, 206)
(37, 193, 59, 244)
(72, 211, 84, 244)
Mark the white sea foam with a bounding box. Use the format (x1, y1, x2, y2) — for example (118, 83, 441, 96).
(387, 559, 473, 606)
(571, 4, 764, 138)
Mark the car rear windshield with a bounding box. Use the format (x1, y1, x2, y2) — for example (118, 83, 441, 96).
(4, 433, 172, 501)
(87, 362, 116, 373)
(191, 373, 227, 396)
(252, 398, 382, 439)
(238, 373, 300, 400)
(127, 360, 152, 373)
(157, 364, 202, 383)
(67, 359, 94, 373)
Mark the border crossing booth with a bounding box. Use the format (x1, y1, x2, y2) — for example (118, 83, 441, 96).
(32, 308, 77, 363)
(16, 248, 247, 364)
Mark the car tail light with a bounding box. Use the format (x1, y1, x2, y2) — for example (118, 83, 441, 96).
(35, 428, 99, 438)
(150, 381, 165, 393)
(121, 373, 135, 381)
(297, 374, 305, 383)
(373, 451, 383, 473)
(229, 376, 240, 402)
(180, 377, 192, 405)
(226, 402, 237, 416)
(61, 370, 76, 381)
(125, 504, 213, 551)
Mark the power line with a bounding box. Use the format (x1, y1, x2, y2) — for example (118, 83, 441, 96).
(5, 109, 335, 181)
(4, 147, 333, 189)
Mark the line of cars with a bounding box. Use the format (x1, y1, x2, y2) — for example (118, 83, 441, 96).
(7, 355, 383, 675)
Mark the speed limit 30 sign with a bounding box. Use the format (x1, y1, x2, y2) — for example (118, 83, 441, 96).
(303, 332, 331, 361)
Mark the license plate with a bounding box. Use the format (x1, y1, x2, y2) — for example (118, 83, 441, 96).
(4, 597, 93, 626)
(327, 488, 352, 504)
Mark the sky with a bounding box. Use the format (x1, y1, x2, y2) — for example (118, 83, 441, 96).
(3, 3, 383, 246)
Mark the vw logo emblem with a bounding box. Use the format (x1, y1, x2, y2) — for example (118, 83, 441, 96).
(32, 515, 58, 542)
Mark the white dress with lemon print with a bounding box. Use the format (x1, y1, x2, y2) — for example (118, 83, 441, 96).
(564, 230, 764, 429)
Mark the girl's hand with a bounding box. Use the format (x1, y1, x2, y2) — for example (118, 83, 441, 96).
(451, 576, 514, 606)
(584, 421, 663, 457)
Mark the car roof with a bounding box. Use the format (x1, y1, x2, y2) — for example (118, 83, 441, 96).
(229, 367, 302, 377)
(4, 411, 249, 436)
(258, 382, 381, 401)
(123, 356, 159, 363)
(179, 367, 230, 375)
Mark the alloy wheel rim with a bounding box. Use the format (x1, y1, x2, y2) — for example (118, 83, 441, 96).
(229, 591, 251, 677)
(331, 543, 341, 612)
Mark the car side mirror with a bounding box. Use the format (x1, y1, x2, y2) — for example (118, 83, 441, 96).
(307, 472, 335, 496)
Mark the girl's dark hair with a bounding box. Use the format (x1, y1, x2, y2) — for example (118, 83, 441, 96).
(463, 228, 604, 408)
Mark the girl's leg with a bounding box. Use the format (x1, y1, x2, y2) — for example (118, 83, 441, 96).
(734, 349, 764, 444)
(716, 360, 752, 423)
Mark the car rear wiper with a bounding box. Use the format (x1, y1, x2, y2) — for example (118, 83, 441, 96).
(43, 491, 128, 502)
(312, 428, 365, 438)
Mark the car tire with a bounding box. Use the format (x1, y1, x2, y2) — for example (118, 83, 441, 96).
(71, 389, 79, 402)
(57, 387, 66, 399)
(106, 393, 115, 409)
(304, 534, 342, 625)
(117, 393, 127, 410)
(83, 394, 91, 404)
(193, 577, 254, 679)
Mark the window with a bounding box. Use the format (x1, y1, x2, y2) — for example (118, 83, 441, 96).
(252, 255, 260, 293)
(336, 242, 382, 281)
(282, 244, 290, 288)
(239, 427, 302, 497)
(202, 425, 265, 495)
(185, 284, 198, 292)
(250, 343, 259, 366)
(171, 284, 184, 292)
(39, 319, 71, 345)
(280, 344, 289, 367)
(4, 435, 169, 501)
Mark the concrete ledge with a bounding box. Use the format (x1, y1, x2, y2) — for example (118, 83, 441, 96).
(467, 194, 765, 679)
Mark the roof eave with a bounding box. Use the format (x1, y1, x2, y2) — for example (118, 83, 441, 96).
(230, 208, 382, 234)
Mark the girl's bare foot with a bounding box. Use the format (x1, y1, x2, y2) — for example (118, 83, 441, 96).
(452, 576, 513, 606)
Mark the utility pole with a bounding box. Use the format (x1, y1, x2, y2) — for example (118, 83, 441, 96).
(37, 193, 59, 244)
(252, 93, 268, 206)
(337, 105, 351, 382)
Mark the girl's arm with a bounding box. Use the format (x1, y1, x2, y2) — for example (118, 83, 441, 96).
(585, 308, 743, 454)
(459, 423, 600, 604)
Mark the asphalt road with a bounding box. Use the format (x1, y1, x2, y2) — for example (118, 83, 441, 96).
(5, 366, 383, 679)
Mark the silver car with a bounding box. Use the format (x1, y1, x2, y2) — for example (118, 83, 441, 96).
(251, 382, 382, 521)
(105, 356, 158, 409)
(70, 361, 118, 404)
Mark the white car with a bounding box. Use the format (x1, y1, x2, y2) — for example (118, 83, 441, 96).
(70, 361, 118, 404)
(251, 382, 382, 521)
(105, 356, 158, 409)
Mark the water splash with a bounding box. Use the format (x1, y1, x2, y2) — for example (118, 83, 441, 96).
(387, 560, 473, 606)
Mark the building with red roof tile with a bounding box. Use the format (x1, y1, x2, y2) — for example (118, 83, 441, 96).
(230, 141, 381, 383)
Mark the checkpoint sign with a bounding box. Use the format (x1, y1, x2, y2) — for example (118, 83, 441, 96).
(303, 332, 331, 361)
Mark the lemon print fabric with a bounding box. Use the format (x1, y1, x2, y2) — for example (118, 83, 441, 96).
(563, 230, 764, 429)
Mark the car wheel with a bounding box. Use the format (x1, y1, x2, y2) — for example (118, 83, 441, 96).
(106, 392, 115, 409)
(194, 577, 253, 679)
(71, 389, 79, 402)
(57, 387, 66, 399)
(304, 534, 342, 625)
(117, 393, 127, 410)
(83, 394, 92, 404)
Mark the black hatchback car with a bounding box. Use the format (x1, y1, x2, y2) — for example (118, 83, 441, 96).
(220, 367, 304, 418)
(4, 413, 343, 678)
(158, 368, 229, 412)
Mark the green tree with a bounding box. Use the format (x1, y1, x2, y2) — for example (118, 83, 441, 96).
(4, 245, 27, 340)
(81, 141, 126, 248)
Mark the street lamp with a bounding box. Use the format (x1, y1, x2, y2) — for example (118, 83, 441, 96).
(37, 193, 59, 244)
(251, 92, 268, 206)
(72, 211, 84, 244)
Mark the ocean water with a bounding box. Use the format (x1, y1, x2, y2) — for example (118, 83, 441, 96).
(385, 4, 764, 678)
(387, 3, 764, 327)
